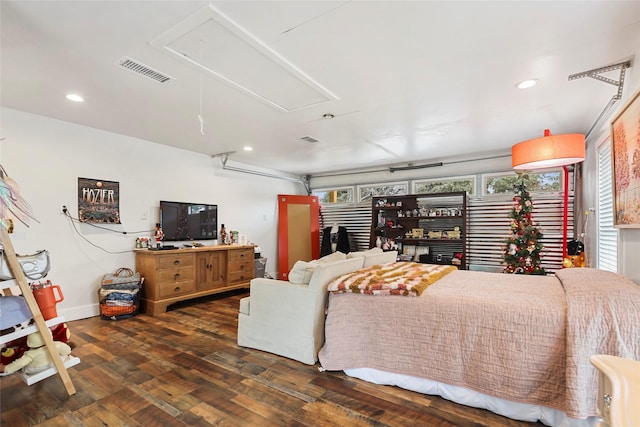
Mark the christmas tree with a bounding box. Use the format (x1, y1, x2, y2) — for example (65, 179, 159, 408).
(502, 173, 546, 274)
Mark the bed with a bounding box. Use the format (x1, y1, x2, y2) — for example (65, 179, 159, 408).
(317, 263, 640, 427)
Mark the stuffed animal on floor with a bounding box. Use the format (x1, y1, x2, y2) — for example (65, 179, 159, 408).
(2, 331, 71, 375)
(50, 323, 70, 343)
(563, 253, 586, 268)
(563, 239, 586, 268)
(1, 336, 29, 375)
(0, 323, 72, 375)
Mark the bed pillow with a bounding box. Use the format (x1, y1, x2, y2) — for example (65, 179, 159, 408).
(288, 260, 317, 284)
(347, 248, 383, 259)
(317, 251, 347, 264)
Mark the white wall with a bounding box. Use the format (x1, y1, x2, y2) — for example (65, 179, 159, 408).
(582, 55, 640, 283)
(0, 107, 302, 320)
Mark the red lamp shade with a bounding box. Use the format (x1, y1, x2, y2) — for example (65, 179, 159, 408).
(512, 130, 585, 170)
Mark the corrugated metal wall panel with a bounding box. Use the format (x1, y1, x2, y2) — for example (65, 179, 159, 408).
(319, 201, 372, 252)
(316, 195, 573, 273)
(467, 194, 573, 272)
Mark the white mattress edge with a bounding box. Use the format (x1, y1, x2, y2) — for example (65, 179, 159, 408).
(343, 367, 601, 427)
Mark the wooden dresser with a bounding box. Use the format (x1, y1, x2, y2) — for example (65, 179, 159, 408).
(135, 245, 254, 315)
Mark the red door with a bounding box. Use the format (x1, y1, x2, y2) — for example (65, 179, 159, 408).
(277, 195, 320, 280)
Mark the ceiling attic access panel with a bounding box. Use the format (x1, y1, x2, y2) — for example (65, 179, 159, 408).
(149, 3, 339, 112)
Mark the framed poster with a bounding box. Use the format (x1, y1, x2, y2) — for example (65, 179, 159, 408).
(611, 89, 640, 227)
(78, 177, 120, 223)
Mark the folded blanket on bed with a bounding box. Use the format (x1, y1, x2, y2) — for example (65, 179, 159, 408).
(320, 268, 640, 419)
(326, 261, 457, 296)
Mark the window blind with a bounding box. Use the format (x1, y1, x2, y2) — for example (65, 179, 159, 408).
(467, 194, 572, 273)
(319, 201, 372, 252)
(597, 140, 617, 272)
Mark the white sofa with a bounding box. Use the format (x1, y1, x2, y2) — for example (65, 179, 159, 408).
(237, 249, 398, 364)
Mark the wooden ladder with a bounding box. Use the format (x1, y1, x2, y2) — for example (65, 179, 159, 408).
(0, 226, 76, 395)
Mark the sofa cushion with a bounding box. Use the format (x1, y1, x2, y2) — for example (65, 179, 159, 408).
(363, 250, 398, 267)
(288, 260, 318, 284)
(307, 257, 365, 291)
(347, 247, 383, 258)
(318, 251, 347, 264)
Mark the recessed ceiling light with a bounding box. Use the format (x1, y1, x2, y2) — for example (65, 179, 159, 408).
(66, 93, 84, 102)
(517, 79, 537, 89)
(243, 146, 253, 151)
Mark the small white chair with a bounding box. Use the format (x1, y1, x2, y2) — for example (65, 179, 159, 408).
(237, 257, 365, 365)
(590, 354, 640, 427)
(237, 250, 398, 365)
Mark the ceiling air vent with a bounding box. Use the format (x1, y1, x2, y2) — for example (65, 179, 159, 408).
(300, 136, 320, 144)
(115, 57, 174, 83)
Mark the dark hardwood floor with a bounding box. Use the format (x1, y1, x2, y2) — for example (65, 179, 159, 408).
(1, 290, 544, 426)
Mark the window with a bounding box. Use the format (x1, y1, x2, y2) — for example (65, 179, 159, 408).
(597, 140, 617, 271)
(483, 170, 562, 195)
(412, 176, 475, 195)
(313, 187, 354, 205)
(358, 182, 408, 201)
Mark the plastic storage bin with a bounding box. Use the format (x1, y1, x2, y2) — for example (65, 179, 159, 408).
(254, 258, 267, 279)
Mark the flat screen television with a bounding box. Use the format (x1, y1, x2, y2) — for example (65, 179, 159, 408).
(159, 200, 218, 241)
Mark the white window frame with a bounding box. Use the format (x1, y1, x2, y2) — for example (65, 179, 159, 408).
(481, 169, 564, 196)
(357, 181, 408, 201)
(312, 186, 355, 206)
(411, 175, 476, 195)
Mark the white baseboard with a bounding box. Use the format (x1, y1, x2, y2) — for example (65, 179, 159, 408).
(58, 303, 100, 322)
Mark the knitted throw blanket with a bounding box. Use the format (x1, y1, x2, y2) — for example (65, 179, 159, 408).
(326, 261, 457, 296)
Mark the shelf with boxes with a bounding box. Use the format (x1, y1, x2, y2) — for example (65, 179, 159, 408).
(370, 191, 467, 269)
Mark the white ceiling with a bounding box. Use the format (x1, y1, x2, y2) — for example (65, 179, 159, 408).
(1, 1, 639, 176)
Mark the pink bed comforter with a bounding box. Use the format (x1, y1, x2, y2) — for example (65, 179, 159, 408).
(318, 267, 640, 419)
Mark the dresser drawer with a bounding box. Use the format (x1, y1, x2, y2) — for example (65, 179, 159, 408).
(157, 253, 194, 270)
(157, 266, 195, 283)
(158, 280, 196, 298)
(228, 270, 252, 284)
(228, 248, 253, 264)
(228, 260, 252, 274)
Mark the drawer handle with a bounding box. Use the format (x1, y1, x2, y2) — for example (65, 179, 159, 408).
(174, 286, 181, 292)
(239, 265, 244, 270)
(240, 253, 245, 258)
(174, 260, 181, 265)
(174, 273, 181, 280)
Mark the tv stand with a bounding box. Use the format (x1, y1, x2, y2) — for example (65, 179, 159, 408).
(135, 245, 254, 315)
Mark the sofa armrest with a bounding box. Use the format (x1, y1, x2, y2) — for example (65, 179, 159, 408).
(247, 278, 326, 323)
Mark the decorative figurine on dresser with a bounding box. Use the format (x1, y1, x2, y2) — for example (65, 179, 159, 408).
(153, 223, 164, 249)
